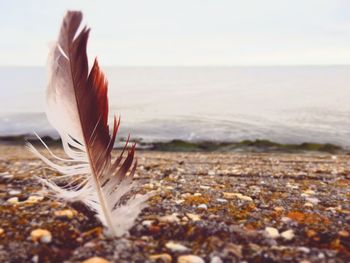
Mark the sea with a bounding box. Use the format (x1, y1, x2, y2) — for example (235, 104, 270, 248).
(0, 66, 350, 148)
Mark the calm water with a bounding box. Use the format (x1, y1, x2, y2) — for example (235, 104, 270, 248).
(0, 66, 350, 147)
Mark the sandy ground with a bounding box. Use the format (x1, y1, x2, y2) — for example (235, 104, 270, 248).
(0, 144, 349, 262)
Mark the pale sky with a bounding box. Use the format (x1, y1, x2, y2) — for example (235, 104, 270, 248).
(1, 0, 350, 66)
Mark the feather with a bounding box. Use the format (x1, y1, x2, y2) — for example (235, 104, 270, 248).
(26, 11, 150, 236)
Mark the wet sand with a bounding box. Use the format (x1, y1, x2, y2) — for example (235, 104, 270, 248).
(0, 144, 349, 262)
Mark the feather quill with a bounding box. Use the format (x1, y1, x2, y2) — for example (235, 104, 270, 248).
(27, 11, 150, 236)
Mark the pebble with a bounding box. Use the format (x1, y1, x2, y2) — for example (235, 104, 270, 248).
(7, 197, 19, 204)
(216, 198, 228, 204)
(186, 213, 201, 221)
(159, 213, 180, 223)
(210, 256, 223, 263)
(142, 220, 154, 227)
(0, 172, 14, 179)
(54, 209, 75, 219)
(9, 189, 21, 195)
(149, 253, 172, 263)
(177, 255, 205, 263)
(199, 185, 210, 190)
(304, 202, 314, 208)
(26, 195, 44, 203)
(274, 206, 284, 212)
(0, 228, 4, 236)
(280, 229, 294, 240)
(175, 199, 185, 205)
(338, 230, 349, 237)
(82, 257, 109, 263)
(197, 204, 208, 210)
(264, 227, 279, 239)
(281, 217, 292, 223)
(305, 197, 319, 205)
(193, 192, 202, 197)
(301, 189, 315, 197)
(223, 192, 253, 202)
(165, 241, 189, 252)
(30, 229, 52, 243)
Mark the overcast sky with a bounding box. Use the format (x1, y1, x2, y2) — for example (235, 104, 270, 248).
(1, 0, 350, 66)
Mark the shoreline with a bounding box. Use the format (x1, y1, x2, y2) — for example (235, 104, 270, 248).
(0, 134, 346, 154)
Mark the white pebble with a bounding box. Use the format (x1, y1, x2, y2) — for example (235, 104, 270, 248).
(264, 227, 280, 239)
(165, 241, 189, 252)
(178, 255, 205, 263)
(281, 229, 294, 240)
(197, 204, 208, 210)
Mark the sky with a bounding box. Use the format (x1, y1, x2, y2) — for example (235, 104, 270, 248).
(1, 0, 350, 66)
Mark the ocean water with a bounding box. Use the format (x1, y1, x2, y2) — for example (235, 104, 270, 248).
(0, 66, 350, 148)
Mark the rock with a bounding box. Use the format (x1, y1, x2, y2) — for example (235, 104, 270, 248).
(26, 195, 44, 203)
(210, 256, 223, 263)
(7, 197, 19, 204)
(54, 209, 75, 219)
(208, 171, 215, 176)
(274, 206, 284, 212)
(142, 220, 154, 227)
(177, 255, 205, 263)
(223, 192, 253, 202)
(0, 172, 14, 179)
(338, 230, 349, 237)
(159, 213, 180, 223)
(165, 241, 189, 252)
(175, 199, 185, 205)
(216, 198, 228, 204)
(304, 202, 314, 208)
(281, 217, 292, 223)
(0, 228, 4, 236)
(199, 185, 210, 190)
(30, 229, 52, 243)
(305, 197, 319, 205)
(280, 229, 294, 240)
(186, 213, 201, 221)
(149, 253, 172, 263)
(197, 204, 208, 210)
(83, 257, 109, 263)
(224, 243, 242, 257)
(9, 189, 21, 195)
(264, 227, 279, 239)
(193, 193, 202, 197)
(301, 189, 315, 197)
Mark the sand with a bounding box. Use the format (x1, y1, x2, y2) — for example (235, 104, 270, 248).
(0, 144, 349, 262)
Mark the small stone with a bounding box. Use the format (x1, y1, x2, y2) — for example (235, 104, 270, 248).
(0, 172, 14, 179)
(165, 241, 189, 252)
(193, 193, 202, 197)
(199, 185, 210, 190)
(197, 204, 208, 210)
(274, 206, 284, 212)
(305, 197, 319, 205)
(216, 198, 228, 204)
(304, 202, 314, 208)
(7, 197, 19, 204)
(210, 256, 223, 263)
(159, 213, 180, 223)
(280, 229, 294, 240)
(264, 227, 279, 239)
(149, 253, 172, 263)
(54, 209, 75, 219)
(175, 199, 185, 205)
(281, 217, 292, 223)
(9, 190, 21, 195)
(177, 255, 205, 263)
(301, 189, 315, 197)
(223, 192, 253, 202)
(0, 228, 4, 236)
(186, 213, 201, 221)
(30, 229, 52, 243)
(338, 230, 349, 237)
(142, 220, 154, 227)
(26, 196, 44, 203)
(208, 171, 215, 176)
(83, 257, 109, 263)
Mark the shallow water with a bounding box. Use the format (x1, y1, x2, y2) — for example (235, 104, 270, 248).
(0, 66, 349, 147)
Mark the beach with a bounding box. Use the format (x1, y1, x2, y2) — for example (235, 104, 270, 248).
(0, 144, 349, 262)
